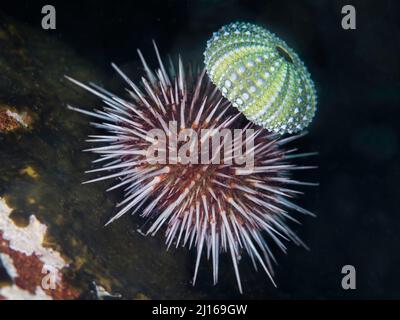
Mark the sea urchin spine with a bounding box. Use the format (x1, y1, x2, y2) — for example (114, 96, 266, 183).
(66, 43, 317, 293)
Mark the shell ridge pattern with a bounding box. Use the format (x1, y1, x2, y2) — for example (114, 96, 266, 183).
(204, 22, 317, 134)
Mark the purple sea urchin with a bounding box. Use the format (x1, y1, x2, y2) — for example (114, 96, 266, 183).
(67, 43, 317, 293)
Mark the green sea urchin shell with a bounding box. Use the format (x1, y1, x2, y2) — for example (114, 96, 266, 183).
(204, 22, 317, 134)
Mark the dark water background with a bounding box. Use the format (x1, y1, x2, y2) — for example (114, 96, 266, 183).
(0, 0, 399, 299)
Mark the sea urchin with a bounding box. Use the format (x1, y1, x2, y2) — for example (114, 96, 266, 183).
(66, 43, 316, 293)
(204, 22, 317, 134)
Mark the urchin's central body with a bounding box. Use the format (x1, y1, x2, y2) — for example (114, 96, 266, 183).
(67, 44, 315, 293)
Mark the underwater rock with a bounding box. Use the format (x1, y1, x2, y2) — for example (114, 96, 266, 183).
(92, 281, 122, 300)
(0, 13, 210, 300)
(0, 106, 31, 132)
(0, 105, 33, 133)
(0, 198, 80, 299)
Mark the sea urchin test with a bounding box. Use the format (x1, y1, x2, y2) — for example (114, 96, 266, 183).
(67, 43, 316, 293)
(204, 22, 317, 134)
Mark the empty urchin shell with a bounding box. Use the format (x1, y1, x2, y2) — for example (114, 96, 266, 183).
(204, 22, 317, 134)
